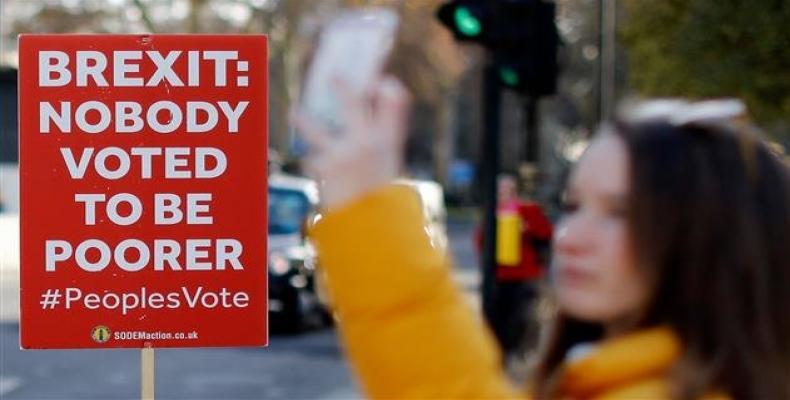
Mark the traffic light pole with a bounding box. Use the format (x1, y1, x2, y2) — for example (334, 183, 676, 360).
(435, 0, 558, 356)
(524, 96, 539, 163)
(480, 61, 501, 333)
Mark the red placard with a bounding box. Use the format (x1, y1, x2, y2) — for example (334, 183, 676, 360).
(19, 35, 268, 349)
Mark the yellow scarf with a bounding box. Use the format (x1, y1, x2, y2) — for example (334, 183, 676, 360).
(558, 326, 680, 399)
(550, 326, 730, 399)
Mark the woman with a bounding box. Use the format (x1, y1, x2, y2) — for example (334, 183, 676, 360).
(294, 78, 790, 399)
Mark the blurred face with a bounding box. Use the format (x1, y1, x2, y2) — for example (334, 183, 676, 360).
(498, 177, 517, 202)
(553, 132, 649, 330)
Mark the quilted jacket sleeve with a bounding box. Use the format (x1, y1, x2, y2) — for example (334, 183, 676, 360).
(310, 184, 522, 399)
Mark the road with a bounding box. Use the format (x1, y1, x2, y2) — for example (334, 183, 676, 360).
(1, 325, 357, 400)
(0, 215, 481, 399)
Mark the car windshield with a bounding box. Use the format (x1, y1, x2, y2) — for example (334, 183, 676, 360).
(268, 187, 310, 235)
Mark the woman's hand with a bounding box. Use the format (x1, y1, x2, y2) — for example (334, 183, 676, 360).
(292, 76, 411, 211)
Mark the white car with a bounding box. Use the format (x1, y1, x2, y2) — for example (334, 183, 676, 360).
(397, 179, 449, 252)
(0, 163, 20, 322)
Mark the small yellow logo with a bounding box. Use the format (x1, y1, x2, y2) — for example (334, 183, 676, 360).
(91, 325, 111, 344)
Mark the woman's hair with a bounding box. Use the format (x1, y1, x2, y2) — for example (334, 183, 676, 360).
(534, 100, 790, 399)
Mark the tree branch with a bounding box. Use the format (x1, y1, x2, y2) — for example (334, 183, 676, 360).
(131, 0, 157, 33)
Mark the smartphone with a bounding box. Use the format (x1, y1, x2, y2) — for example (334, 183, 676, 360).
(298, 8, 399, 136)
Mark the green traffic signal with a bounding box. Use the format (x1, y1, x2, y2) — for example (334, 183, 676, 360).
(454, 6, 482, 37)
(499, 67, 520, 87)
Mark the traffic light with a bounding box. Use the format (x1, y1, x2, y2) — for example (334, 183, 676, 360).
(435, 0, 558, 97)
(496, 0, 558, 96)
(436, 1, 492, 43)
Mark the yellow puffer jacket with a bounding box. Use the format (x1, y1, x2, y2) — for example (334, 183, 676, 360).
(310, 184, 725, 399)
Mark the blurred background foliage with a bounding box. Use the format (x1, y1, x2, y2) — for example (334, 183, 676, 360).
(621, 0, 790, 139)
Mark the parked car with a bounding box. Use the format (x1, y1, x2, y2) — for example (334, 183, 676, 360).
(267, 173, 329, 332)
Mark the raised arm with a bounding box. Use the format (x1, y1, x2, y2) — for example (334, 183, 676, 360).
(295, 77, 521, 399)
